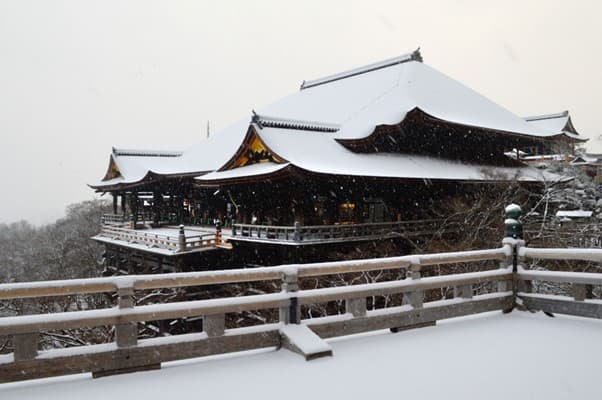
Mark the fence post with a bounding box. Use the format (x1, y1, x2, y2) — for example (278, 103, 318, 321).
(203, 314, 226, 337)
(293, 222, 301, 242)
(178, 224, 186, 252)
(280, 270, 299, 324)
(573, 284, 587, 301)
(215, 221, 222, 245)
(13, 299, 38, 362)
(232, 219, 237, 236)
(403, 264, 423, 308)
(503, 203, 525, 311)
(115, 285, 137, 348)
(346, 298, 367, 317)
(454, 284, 473, 299)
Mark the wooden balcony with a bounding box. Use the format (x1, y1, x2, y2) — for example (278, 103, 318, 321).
(231, 218, 461, 245)
(93, 223, 229, 256)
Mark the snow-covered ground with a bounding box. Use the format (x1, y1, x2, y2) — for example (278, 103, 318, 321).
(1, 311, 600, 399)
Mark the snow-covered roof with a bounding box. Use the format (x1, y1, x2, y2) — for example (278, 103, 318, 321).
(524, 111, 587, 142)
(571, 153, 602, 165)
(2, 312, 601, 400)
(260, 51, 561, 141)
(555, 210, 593, 218)
(197, 124, 565, 184)
(93, 49, 578, 190)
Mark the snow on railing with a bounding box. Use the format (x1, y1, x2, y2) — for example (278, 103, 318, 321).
(231, 218, 462, 244)
(516, 243, 602, 317)
(96, 225, 218, 253)
(4, 234, 602, 383)
(0, 245, 511, 383)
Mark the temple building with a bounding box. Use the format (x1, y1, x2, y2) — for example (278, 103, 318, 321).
(90, 49, 585, 271)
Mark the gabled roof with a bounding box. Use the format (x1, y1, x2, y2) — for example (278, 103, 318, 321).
(258, 49, 561, 141)
(93, 49, 580, 190)
(571, 153, 602, 165)
(523, 111, 588, 142)
(197, 123, 567, 185)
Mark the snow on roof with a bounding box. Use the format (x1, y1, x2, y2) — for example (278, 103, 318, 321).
(571, 153, 602, 165)
(2, 312, 601, 400)
(198, 162, 290, 182)
(94, 50, 576, 188)
(524, 111, 587, 142)
(555, 210, 593, 218)
(112, 148, 183, 157)
(198, 125, 565, 184)
(259, 51, 560, 141)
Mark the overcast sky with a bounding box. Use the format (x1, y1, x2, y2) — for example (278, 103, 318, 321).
(1, 0, 601, 225)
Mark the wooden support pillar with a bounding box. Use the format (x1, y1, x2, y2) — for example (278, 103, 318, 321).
(152, 192, 162, 226)
(454, 284, 473, 299)
(178, 225, 186, 253)
(203, 314, 225, 337)
(280, 271, 299, 324)
(346, 298, 367, 317)
(130, 192, 138, 226)
(115, 286, 137, 348)
(112, 193, 118, 215)
(402, 265, 423, 308)
(121, 193, 126, 215)
(573, 284, 587, 302)
(13, 333, 39, 362)
(13, 299, 39, 361)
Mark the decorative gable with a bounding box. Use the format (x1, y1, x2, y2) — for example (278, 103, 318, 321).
(102, 155, 122, 181)
(219, 126, 285, 171)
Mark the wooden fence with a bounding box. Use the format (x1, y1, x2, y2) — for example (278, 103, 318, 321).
(231, 218, 461, 244)
(96, 225, 218, 253)
(1, 239, 601, 383)
(0, 245, 511, 382)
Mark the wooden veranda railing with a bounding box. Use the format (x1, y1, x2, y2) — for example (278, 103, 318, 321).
(231, 218, 461, 244)
(96, 225, 219, 253)
(3, 207, 602, 383)
(0, 245, 513, 382)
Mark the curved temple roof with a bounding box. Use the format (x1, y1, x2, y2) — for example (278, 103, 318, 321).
(91, 49, 578, 190)
(523, 111, 588, 142)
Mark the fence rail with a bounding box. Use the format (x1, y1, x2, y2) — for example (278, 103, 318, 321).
(2, 238, 602, 383)
(516, 244, 602, 319)
(0, 245, 510, 383)
(231, 218, 461, 244)
(96, 225, 218, 253)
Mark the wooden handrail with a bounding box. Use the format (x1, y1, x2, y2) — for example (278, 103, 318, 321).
(5, 240, 602, 383)
(0, 247, 509, 300)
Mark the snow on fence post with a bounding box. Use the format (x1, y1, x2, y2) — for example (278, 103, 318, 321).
(293, 222, 301, 242)
(503, 203, 528, 307)
(345, 297, 367, 317)
(572, 284, 587, 302)
(453, 284, 473, 299)
(178, 225, 186, 252)
(13, 299, 38, 362)
(115, 285, 138, 348)
(280, 271, 300, 324)
(203, 314, 225, 337)
(403, 264, 423, 308)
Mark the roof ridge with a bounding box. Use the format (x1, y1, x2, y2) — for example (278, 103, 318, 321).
(112, 147, 183, 157)
(523, 110, 569, 122)
(300, 48, 422, 91)
(251, 112, 340, 133)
